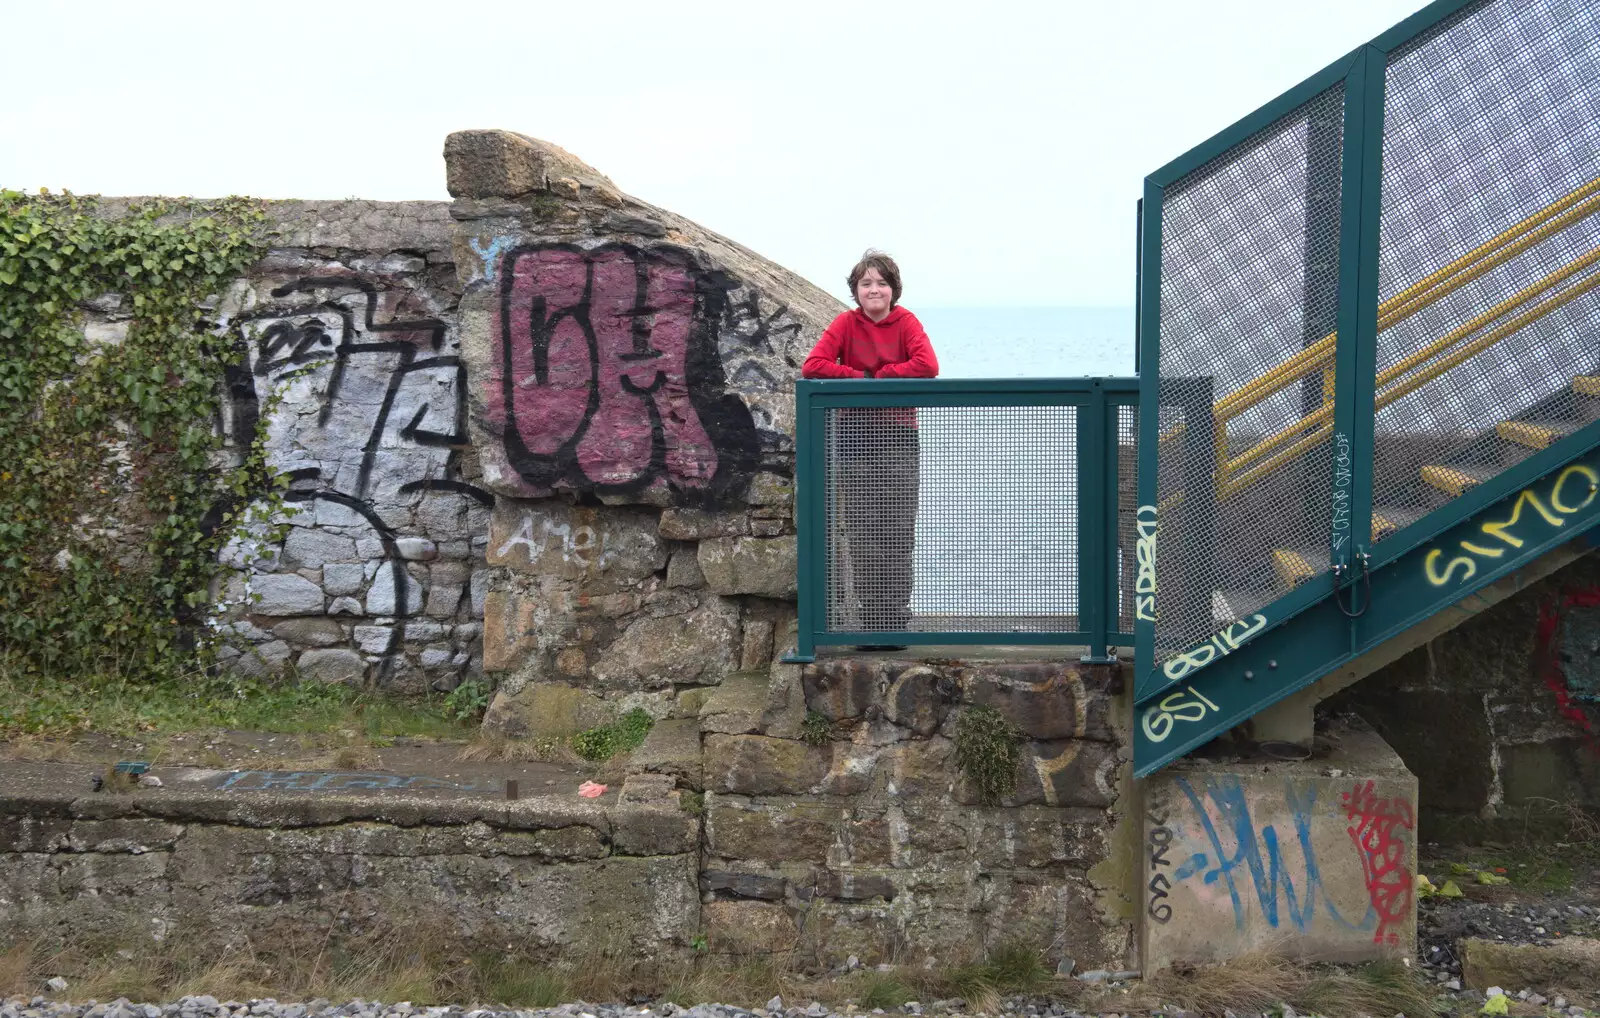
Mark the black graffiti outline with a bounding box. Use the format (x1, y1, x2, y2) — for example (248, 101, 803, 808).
(496, 241, 760, 504)
(233, 277, 469, 499)
(1147, 807, 1175, 924)
(221, 276, 492, 677)
(279, 472, 409, 679)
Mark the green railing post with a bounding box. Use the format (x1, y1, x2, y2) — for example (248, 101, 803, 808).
(1134, 181, 1165, 693)
(785, 380, 821, 663)
(1329, 45, 1388, 619)
(1078, 381, 1112, 663)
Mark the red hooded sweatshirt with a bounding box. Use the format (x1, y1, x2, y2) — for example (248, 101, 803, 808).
(801, 306, 939, 379)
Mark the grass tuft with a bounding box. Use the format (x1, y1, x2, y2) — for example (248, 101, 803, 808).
(1134, 953, 1444, 1018)
(800, 710, 831, 747)
(0, 656, 469, 743)
(857, 973, 909, 1010)
(571, 708, 654, 762)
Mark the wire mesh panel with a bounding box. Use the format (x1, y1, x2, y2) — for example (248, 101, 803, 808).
(1371, 0, 1600, 533)
(823, 405, 1078, 634)
(1154, 85, 1347, 661)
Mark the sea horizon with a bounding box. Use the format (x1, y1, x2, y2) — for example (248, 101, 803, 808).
(911, 305, 1136, 379)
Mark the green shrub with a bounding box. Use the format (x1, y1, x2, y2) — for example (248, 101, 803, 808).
(443, 678, 492, 722)
(801, 709, 831, 746)
(571, 707, 655, 761)
(0, 192, 267, 682)
(954, 704, 1021, 805)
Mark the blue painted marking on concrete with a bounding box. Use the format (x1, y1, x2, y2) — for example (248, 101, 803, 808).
(1174, 776, 1373, 934)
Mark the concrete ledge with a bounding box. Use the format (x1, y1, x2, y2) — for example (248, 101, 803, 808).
(0, 762, 693, 844)
(1463, 937, 1600, 994)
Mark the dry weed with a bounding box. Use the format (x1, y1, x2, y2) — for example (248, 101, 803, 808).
(0, 914, 1446, 1016)
(1130, 953, 1442, 1018)
(0, 941, 33, 997)
(0, 735, 73, 763)
(329, 744, 381, 770)
(457, 732, 569, 764)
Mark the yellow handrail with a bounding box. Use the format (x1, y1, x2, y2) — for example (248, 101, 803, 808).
(1218, 256, 1600, 496)
(1211, 177, 1600, 423)
(1225, 235, 1600, 479)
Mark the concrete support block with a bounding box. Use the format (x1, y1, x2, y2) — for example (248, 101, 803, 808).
(1142, 720, 1417, 970)
(1247, 687, 1317, 746)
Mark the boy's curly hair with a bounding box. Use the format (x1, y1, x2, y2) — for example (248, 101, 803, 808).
(847, 248, 902, 307)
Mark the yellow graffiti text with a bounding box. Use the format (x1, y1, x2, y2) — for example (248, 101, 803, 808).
(1141, 685, 1222, 744)
(1424, 465, 1598, 588)
(1161, 614, 1267, 684)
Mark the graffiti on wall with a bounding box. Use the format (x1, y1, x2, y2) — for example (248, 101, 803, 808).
(216, 769, 503, 793)
(1140, 684, 1221, 745)
(1160, 613, 1268, 684)
(1342, 779, 1415, 945)
(1157, 776, 1379, 936)
(1535, 587, 1600, 755)
(487, 243, 761, 503)
(224, 276, 490, 674)
(1332, 431, 1351, 553)
(1146, 804, 1176, 923)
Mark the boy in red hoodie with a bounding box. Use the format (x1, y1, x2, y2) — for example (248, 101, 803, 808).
(802, 251, 939, 648)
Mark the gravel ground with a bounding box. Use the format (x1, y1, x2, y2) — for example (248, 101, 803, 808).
(10, 861, 1600, 1018)
(3, 986, 1593, 1018)
(0, 1000, 1124, 1018)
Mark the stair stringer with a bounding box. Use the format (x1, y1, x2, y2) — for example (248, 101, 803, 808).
(1133, 428, 1600, 776)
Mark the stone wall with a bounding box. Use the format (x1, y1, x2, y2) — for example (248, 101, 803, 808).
(1330, 545, 1600, 838)
(0, 763, 699, 960)
(0, 648, 1139, 970)
(687, 656, 1136, 968)
(186, 130, 841, 697)
(445, 130, 842, 734)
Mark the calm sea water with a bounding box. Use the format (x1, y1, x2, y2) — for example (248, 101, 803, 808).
(912, 306, 1136, 379)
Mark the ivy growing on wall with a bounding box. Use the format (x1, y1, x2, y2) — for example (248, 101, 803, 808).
(0, 191, 269, 681)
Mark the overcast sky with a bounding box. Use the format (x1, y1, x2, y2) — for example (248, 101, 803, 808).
(1, 0, 1423, 307)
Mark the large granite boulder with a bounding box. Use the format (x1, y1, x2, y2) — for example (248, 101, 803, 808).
(450, 130, 836, 719)
(447, 129, 843, 507)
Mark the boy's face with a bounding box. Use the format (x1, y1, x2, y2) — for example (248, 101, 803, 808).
(855, 267, 894, 319)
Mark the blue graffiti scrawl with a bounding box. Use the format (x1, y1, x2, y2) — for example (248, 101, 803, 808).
(1172, 776, 1375, 935)
(215, 770, 503, 793)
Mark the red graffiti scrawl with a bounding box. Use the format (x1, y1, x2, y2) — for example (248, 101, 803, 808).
(489, 242, 757, 500)
(1342, 780, 1415, 945)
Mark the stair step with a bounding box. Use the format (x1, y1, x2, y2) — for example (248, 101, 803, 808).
(1497, 420, 1584, 450)
(1211, 588, 1271, 624)
(1371, 506, 1425, 541)
(1575, 376, 1600, 397)
(1271, 548, 1328, 588)
(1421, 463, 1496, 497)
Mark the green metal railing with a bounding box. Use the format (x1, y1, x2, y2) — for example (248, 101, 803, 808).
(788, 377, 1138, 663)
(1133, 0, 1600, 775)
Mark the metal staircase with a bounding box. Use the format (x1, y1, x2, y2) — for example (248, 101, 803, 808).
(1131, 0, 1600, 775)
